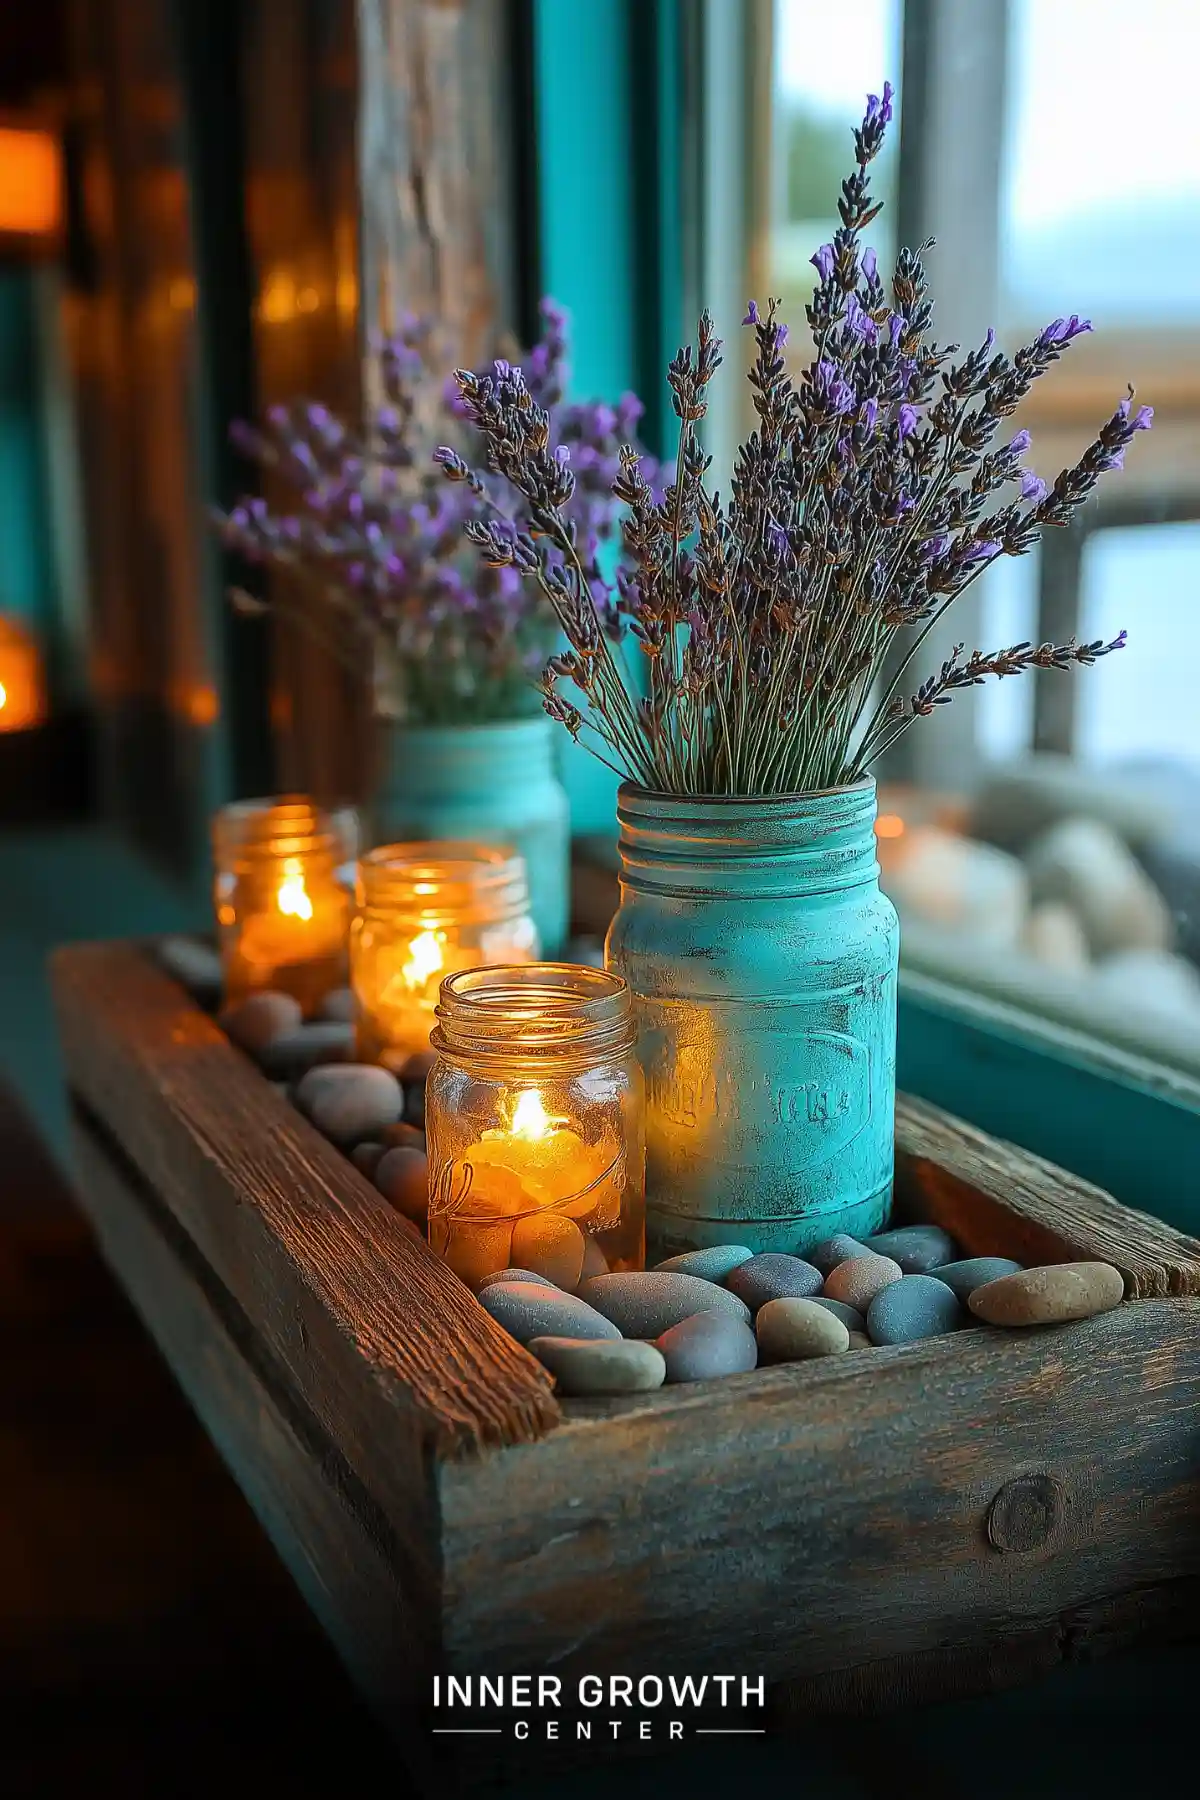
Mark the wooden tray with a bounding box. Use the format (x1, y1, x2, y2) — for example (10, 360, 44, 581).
(50, 941, 1200, 1765)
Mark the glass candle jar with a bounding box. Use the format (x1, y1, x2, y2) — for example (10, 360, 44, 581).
(425, 965, 646, 1290)
(213, 797, 351, 1013)
(351, 843, 539, 1070)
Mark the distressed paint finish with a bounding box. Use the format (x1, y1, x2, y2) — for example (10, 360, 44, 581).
(606, 782, 899, 1256)
(373, 717, 571, 954)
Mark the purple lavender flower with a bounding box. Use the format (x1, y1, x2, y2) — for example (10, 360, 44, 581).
(811, 244, 836, 282)
(1134, 405, 1153, 430)
(1020, 470, 1048, 503)
(845, 295, 877, 344)
(897, 402, 919, 439)
(865, 81, 895, 127)
(861, 247, 878, 282)
(742, 300, 761, 326)
(888, 314, 904, 348)
(861, 397, 879, 431)
(1039, 315, 1092, 347)
(957, 539, 1000, 563)
(1009, 429, 1032, 454)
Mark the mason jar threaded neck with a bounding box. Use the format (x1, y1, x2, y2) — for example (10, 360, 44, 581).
(616, 779, 881, 899)
(357, 841, 530, 929)
(214, 795, 355, 867)
(432, 964, 636, 1066)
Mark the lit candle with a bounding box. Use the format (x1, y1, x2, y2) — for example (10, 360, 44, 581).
(463, 1086, 621, 1223)
(351, 844, 538, 1067)
(214, 799, 350, 1011)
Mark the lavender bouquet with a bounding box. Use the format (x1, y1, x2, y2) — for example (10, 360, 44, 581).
(214, 302, 661, 725)
(442, 84, 1150, 795)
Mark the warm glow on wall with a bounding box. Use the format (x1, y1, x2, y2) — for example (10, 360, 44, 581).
(0, 127, 63, 240)
(0, 616, 47, 732)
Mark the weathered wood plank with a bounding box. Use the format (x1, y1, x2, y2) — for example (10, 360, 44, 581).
(50, 941, 559, 1474)
(440, 1297, 1200, 1678)
(895, 1092, 1200, 1297)
(71, 1110, 442, 1792)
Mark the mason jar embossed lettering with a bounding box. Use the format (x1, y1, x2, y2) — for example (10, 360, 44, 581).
(605, 780, 899, 1257)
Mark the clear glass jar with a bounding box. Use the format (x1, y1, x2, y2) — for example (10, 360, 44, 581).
(351, 842, 539, 1070)
(214, 794, 361, 904)
(425, 965, 646, 1290)
(213, 797, 351, 1013)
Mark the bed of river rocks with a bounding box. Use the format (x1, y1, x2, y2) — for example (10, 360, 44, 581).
(157, 936, 1130, 1400)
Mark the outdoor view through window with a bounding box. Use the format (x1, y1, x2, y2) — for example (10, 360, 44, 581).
(768, 0, 1200, 1072)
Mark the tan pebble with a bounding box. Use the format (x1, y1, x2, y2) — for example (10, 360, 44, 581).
(438, 1220, 515, 1290)
(528, 1335, 665, 1396)
(511, 1211, 586, 1291)
(846, 1331, 873, 1350)
(969, 1261, 1125, 1326)
(822, 1252, 903, 1311)
(756, 1297, 850, 1363)
(578, 1234, 609, 1283)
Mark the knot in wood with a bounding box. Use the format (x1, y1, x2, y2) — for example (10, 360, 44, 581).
(986, 1474, 1063, 1553)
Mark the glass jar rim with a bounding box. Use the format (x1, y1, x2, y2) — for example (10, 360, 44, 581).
(431, 963, 635, 1061)
(356, 841, 530, 924)
(215, 795, 346, 863)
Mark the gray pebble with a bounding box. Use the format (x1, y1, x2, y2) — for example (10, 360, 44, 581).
(294, 1062, 405, 1145)
(219, 990, 303, 1054)
(479, 1281, 622, 1345)
(867, 1274, 962, 1345)
(847, 1331, 872, 1351)
(654, 1244, 755, 1282)
(380, 1120, 426, 1153)
(864, 1224, 958, 1273)
(478, 1267, 563, 1293)
(579, 1271, 750, 1338)
(351, 1142, 386, 1180)
(809, 1296, 866, 1333)
(398, 1049, 436, 1084)
(933, 1256, 1024, 1302)
(259, 1021, 356, 1081)
(809, 1234, 873, 1277)
(529, 1336, 665, 1396)
(318, 986, 357, 1024)
(756, 1297, 849, 1363)
(655, 1311, 759, 1383)
(403, 1081, 425, 1129)
(158, 936, 222, 1007)
(375, 1146, 428, 1222)
(822, 1252, 903, 1312)
(726, 1253, 823, 1312)
(579, 1235, 609, 1282)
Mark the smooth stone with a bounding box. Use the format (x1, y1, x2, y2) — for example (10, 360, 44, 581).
(578, 1272, 750, 1338)
(219, 989, 303, 1053)
(809, 1296, 866, 1332)
(885, 829, 1028, 950)
(864, 1225, 957, 1274)
(443, 1222, 515, 1288)
(157, 936, 222, 1006)
(374, 1146, 428, 1222)
(398, 1050, 437, 1084)
(756, 1297, 850, 1363)
(1020, 902, 1090, 972)
(933, 1257, 1024, 1303)
(725, 1254, 823, 1313)
(403, 1081, 426, 1129)
(351, 1142, 386, 1180)
(867, 1274, 962, 1345)
(511, 1212, 587, 1291)
(259, 1021, 356, 1081)
(969, 1261, 1124, 1327)
(478, 1267, 563, 1293)
(969, 753, 1178, 854)
(529, 1336, 665, 1396)
(809, 1234, 873, 1277)
(318, 986, 357, 1024)
(1094, 948, 1200, 1023)
(1025, 817, 1172, 957)
(578, 1235, 610, 1283)
(847, 1331, 872, 1350)
(479, 1281, 622, 1345)
(380, 1120, 426, 1153)
(821, 1253, 903, 1312)
(655, 1311, 759, 1383)
(654, 1244, 755, 1282)
(294, 1062, 405, 1145)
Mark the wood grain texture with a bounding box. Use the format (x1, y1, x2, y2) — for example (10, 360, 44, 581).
(51, 942, 558, 1468)
(71, 1112, 441, 1789)
(440, 1297, 1200, 1679)
(895, 1091, 1200, 1297)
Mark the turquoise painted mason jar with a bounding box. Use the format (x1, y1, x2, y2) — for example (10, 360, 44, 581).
(605, 780, 899, 1257)
(373, 718, 570, 955)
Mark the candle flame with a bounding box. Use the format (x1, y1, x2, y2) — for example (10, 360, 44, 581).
(276, 857, 314, 920)
(0, 683, 7, 712)
(510, 1088, 551, 1140)
(875, 814, 905, 840)
(403, 929, 444, 990)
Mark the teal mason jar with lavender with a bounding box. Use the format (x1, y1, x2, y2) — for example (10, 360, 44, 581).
(373, 717, 570, 956)
(605, 780, 898, 1258)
